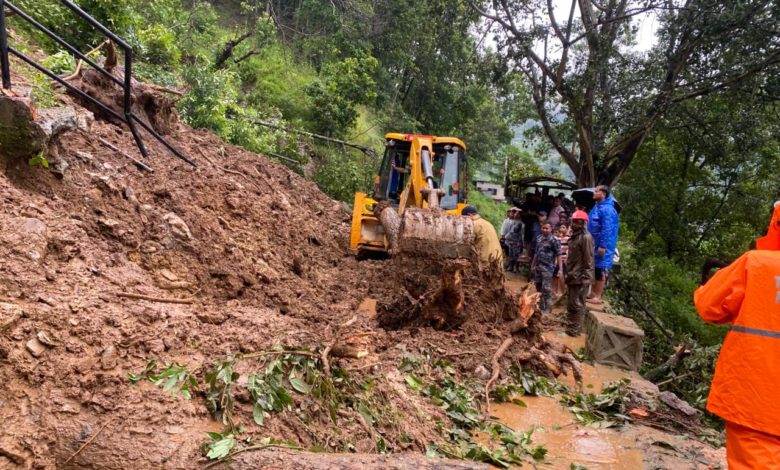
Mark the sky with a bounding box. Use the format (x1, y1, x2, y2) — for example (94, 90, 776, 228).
(549, 0, 659, 52)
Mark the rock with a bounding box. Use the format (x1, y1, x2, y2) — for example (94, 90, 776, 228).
(0, 302, 23, 327)
(272, 193, 292, 212)
(123, 187, 139, 205)
(163, 212, 193, 240)
(35, 106, 92, 136)
(101, 345, 118, 370)
(474, 365, 491, 380)
(195, 311, 227, 325)
(25, 338, 47, 357)
(159, 269, 179, 281)
(0, 94, 46, 161)
(36, 330, 56, 347)
(659, 391, 697, 416)
(140, 240, 162, 254)
(144, 338, 165, 354)
(0, 217, 48, 262)
(0, 95, 92, 161)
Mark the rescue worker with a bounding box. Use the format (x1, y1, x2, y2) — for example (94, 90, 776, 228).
(694, 201, 780, 469)
(531, 221, 562, 314)
(462, 206, 503, 267)
(587, 185, 619, 304)
(565, 210, 595, 336)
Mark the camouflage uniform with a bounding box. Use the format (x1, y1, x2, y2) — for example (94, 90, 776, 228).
(565, 227, 595, 335)
(533, 233, 560, 313)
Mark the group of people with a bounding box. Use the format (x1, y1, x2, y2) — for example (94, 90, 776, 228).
(499, 185, 620, 336)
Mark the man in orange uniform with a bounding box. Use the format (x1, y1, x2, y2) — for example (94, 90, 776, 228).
(694, 201, 780, 469)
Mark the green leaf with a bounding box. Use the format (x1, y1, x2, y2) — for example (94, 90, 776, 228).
(289, 377, 311, 394)
(253, 404, 265, 425)
(530, 445, 548, 460)
(404, 374, 423, 392)
(511, 398, 527, 407)
(206, 436, 235, 460)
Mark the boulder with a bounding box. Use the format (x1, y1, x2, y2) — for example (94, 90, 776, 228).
(0, 92, 92, 162)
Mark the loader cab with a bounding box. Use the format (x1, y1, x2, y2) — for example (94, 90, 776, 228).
(375, 135, 467, 211)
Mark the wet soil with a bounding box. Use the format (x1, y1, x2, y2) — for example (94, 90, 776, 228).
(0, 81, 725, 469)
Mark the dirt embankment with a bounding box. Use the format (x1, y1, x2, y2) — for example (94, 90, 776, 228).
(0, 85, 402, 467)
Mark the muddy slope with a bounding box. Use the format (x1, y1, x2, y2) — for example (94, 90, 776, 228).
(0, 104, 394, 468)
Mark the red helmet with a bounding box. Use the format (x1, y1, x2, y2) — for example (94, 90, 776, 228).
(571, 210, 589, 222)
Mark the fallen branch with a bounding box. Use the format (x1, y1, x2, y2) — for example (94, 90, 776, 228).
(63, 420, 111, 465)
(115, 292, 194, 304)
(60, 40, 110, 82)
(96, 137, 154, 172)
(240, 350, 319, 360)
(203, 443, 302, 470)
(196, 147, 244, 177)
(345, 361, 380, 372)
(145, 83, 185, 96)
(321, 343, 334, 381)
(337, 409, 377, 446)
(484, 337, 514, 413)
(656, 372, 695, 387)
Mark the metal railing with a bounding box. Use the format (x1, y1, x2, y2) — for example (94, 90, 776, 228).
(0, 0, 194, 167)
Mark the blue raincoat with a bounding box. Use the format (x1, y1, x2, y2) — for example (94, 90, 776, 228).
(587, 194, 619, 269)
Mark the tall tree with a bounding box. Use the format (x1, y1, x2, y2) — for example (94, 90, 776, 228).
(470, 0, 780, 186)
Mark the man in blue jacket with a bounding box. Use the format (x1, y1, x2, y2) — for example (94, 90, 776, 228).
(587, 185, 619, 303)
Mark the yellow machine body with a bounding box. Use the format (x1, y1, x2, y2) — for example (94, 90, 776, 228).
(350, 133, 468, 255)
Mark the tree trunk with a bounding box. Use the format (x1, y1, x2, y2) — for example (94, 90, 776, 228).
(212, 447, 490, 469)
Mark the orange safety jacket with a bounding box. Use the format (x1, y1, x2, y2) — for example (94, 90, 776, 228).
(694, 250, 780, 436)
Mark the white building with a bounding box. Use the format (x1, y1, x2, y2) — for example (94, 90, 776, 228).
(475, 181, 506, 202)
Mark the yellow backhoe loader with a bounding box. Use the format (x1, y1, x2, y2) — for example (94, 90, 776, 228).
(350, 133, 474, 259)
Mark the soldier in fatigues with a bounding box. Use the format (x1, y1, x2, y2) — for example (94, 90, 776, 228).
(531, 221, 561, 314)
(565, 210, 595, 336)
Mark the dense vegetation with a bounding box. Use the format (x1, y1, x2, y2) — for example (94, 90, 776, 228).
(9, 0, 527, 201)
(7, 0, 779, 430)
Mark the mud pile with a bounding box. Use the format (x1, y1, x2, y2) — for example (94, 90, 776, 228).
(0, 82, 401, 468)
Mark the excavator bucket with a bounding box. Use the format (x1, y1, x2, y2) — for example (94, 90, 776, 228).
(397, 208, 475, 259)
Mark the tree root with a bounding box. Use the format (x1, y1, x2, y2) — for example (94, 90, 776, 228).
(484, 337, 515, 413)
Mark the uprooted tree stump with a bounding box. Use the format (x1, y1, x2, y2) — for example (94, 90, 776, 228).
(376, 257, 516, 330)
(64, 42, 179, 137)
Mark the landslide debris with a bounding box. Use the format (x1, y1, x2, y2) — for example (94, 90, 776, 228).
(0, 76, 550, 469)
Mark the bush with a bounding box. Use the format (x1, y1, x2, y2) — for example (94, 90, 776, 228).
(313, 144, 374, 203)
(139, 24, 180, 66)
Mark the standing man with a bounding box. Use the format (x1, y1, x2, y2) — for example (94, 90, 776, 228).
(462, 206, 503, 267)
(500, 208, 519, 256)
(520, 193, 539, 260)
(587, 185, 619, 303)
(694, 201, 780, 469)
(565, 210, 594, 336)
(531, 221, 561, 314)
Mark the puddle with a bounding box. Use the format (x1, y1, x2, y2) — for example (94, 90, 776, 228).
(490, 398, 643, 469)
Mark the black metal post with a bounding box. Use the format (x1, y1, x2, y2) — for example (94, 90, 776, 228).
(0, 0, 11, 89)
(129, 114, 196, 166)
(123, 48, 131, 114)
(126, 116, 148, 158)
